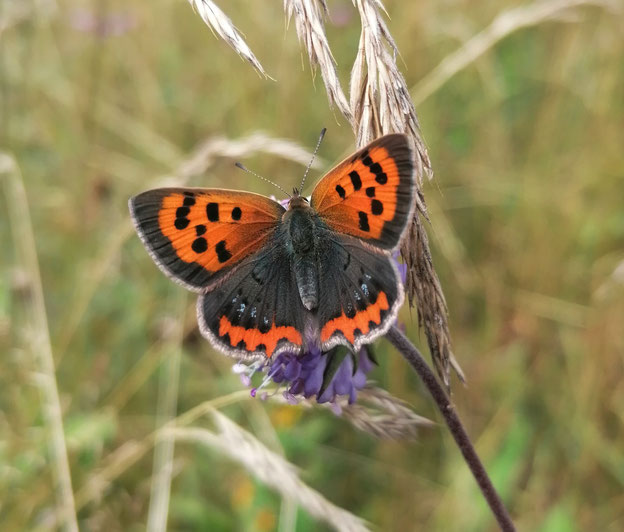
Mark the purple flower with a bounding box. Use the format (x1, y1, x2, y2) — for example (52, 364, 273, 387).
(236, 346, 376, 407)
(392, 250, 407, 286)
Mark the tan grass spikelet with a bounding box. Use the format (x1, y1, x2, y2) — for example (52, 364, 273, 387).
(167, 411, 371, 532)
(342, 385, 434, 440)
(349, 0, 460, 385)
(331, 385, 434, 440)
(274, 384, 433, 440)
(175, 132, 325, 180)
(284, 0, 354, 122)
(188, 0, 272, 78)
(350, 0, 432, 184)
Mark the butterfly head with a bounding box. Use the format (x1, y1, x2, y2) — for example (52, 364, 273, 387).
(287, 189, 311, 211)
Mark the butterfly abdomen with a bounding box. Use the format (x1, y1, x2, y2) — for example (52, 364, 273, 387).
(285, 206, 320, 311)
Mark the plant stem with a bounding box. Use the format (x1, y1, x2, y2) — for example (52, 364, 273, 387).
(386, 326, 515, 532)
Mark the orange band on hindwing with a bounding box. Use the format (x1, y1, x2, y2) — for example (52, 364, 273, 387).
(218, 316, 302, 357)
(320, 291, 390, 344)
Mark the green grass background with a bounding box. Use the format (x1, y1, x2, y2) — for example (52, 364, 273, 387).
(2, 0, 623, 530)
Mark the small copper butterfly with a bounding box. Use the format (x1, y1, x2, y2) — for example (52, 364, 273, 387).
(129, 133, 415, 360)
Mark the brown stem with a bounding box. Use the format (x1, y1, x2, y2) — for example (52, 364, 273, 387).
(386, 326, 515, 532)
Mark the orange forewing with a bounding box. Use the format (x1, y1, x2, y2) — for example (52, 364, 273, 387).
(156, 189, 282, 273)
(310, 134, 414, 250)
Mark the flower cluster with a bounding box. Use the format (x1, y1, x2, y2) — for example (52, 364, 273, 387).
(269, 346, 374, 404)
(235, 346, 375, 410)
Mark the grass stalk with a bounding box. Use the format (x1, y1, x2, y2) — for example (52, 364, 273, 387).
(1, 153, 79, 532)
(411, 0, 618, 105)
(74, 389, 253, 510)
(146, 299, 185, 532)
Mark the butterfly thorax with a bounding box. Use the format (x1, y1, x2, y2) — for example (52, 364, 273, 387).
(283, 196, 320, 311)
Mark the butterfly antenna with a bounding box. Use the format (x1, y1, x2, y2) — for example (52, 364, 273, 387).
(235, 162, 291, 198)
(298, 127, 327, 194)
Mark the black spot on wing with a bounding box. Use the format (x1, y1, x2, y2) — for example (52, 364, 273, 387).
(369, 162, 388, 185)
(231, 207, 242, 220)
(369, 162, 382, 174)
(175, 206, 190, 230)
(215, 240, 232, 263)
(358, 212, 370, 232)
(354, 294, 367, 311)
(360, 152, 388, 185)
(130, 190, 226, 290)
(175, 217, 189, 230)
(206, 202, 219, 222)
(335, 184, 346, 199)
(349, 170, 362, 191)
(371, 199, 383, 215)
(191, 237, 208, 254)
(375, 172, 388, 185)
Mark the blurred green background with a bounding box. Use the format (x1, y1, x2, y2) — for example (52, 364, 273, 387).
(2, 0, 623, 530)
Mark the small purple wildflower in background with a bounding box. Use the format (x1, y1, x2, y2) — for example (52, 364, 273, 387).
(69, 9, 137, 39)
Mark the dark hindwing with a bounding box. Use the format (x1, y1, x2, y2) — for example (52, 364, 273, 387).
(316, 231, 403, 352)
(198, 236, 306, 360)
(310, 134, 415, 250)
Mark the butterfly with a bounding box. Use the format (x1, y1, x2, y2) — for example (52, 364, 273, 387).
(129, 133, 415, 361)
